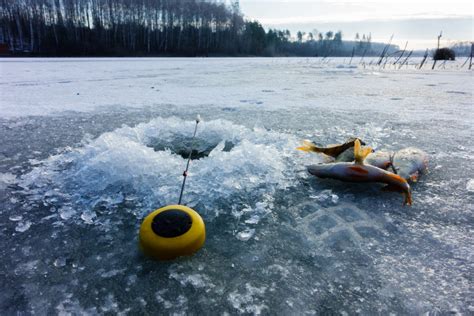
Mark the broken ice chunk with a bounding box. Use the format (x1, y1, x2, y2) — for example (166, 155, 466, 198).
(59, 206, 75, 220)
(467, 179, 474, 193)
(9, 215, 23, 221)
(236, 228, 255, 241)
(80, 211, 96, 224)
(15, 221, 32, 232)
(53, 257, 67, 267)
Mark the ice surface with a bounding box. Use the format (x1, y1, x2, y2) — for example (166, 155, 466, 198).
(467, 179, 474, 192)
(228, 283, 268, 315)
(0, 172, 16, 190)
(0, 57, 472, 119)
(0, 58, 473, 315)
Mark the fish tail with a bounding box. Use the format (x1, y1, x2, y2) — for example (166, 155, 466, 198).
(404, 190, 413, 206)
(296, 140, 322, 153)
(354, 139, 372, 164)
(381, 173, 413, 206)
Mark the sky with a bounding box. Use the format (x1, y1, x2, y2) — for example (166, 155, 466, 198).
(239, 0, 474, 50)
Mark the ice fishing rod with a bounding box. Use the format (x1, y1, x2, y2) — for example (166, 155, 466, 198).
(139, 115, 206, 261)
(178, 114, 201, 205)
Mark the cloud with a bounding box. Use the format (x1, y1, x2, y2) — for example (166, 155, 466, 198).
(257, 13, 472, 25)
(240, 0, 474, 24)
(239, 0, 473, 48)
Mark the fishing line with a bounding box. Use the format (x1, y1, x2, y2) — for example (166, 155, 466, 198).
(178, 114, 201, 205)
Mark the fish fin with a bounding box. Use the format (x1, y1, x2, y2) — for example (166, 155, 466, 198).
(296, 140, 321, 153)
(354, 139, 372, 164)
(347, 137, 366, 146)
(409, 172, 419, 182)
(358, 138, 366, 146)
(296, 146, 311, 152)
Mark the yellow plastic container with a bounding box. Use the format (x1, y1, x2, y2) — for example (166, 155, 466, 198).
(139, 205, 205, 260)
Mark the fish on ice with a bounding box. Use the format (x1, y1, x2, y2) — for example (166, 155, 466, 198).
(304, 139, 413, 205)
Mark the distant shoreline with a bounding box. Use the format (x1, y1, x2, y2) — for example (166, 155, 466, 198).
(0, 52, 435, 58)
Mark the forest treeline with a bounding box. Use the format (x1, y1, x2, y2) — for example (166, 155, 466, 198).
(1, 0, 385, 56)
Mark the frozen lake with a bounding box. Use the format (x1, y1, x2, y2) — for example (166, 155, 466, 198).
(1, 58, 473, 314)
